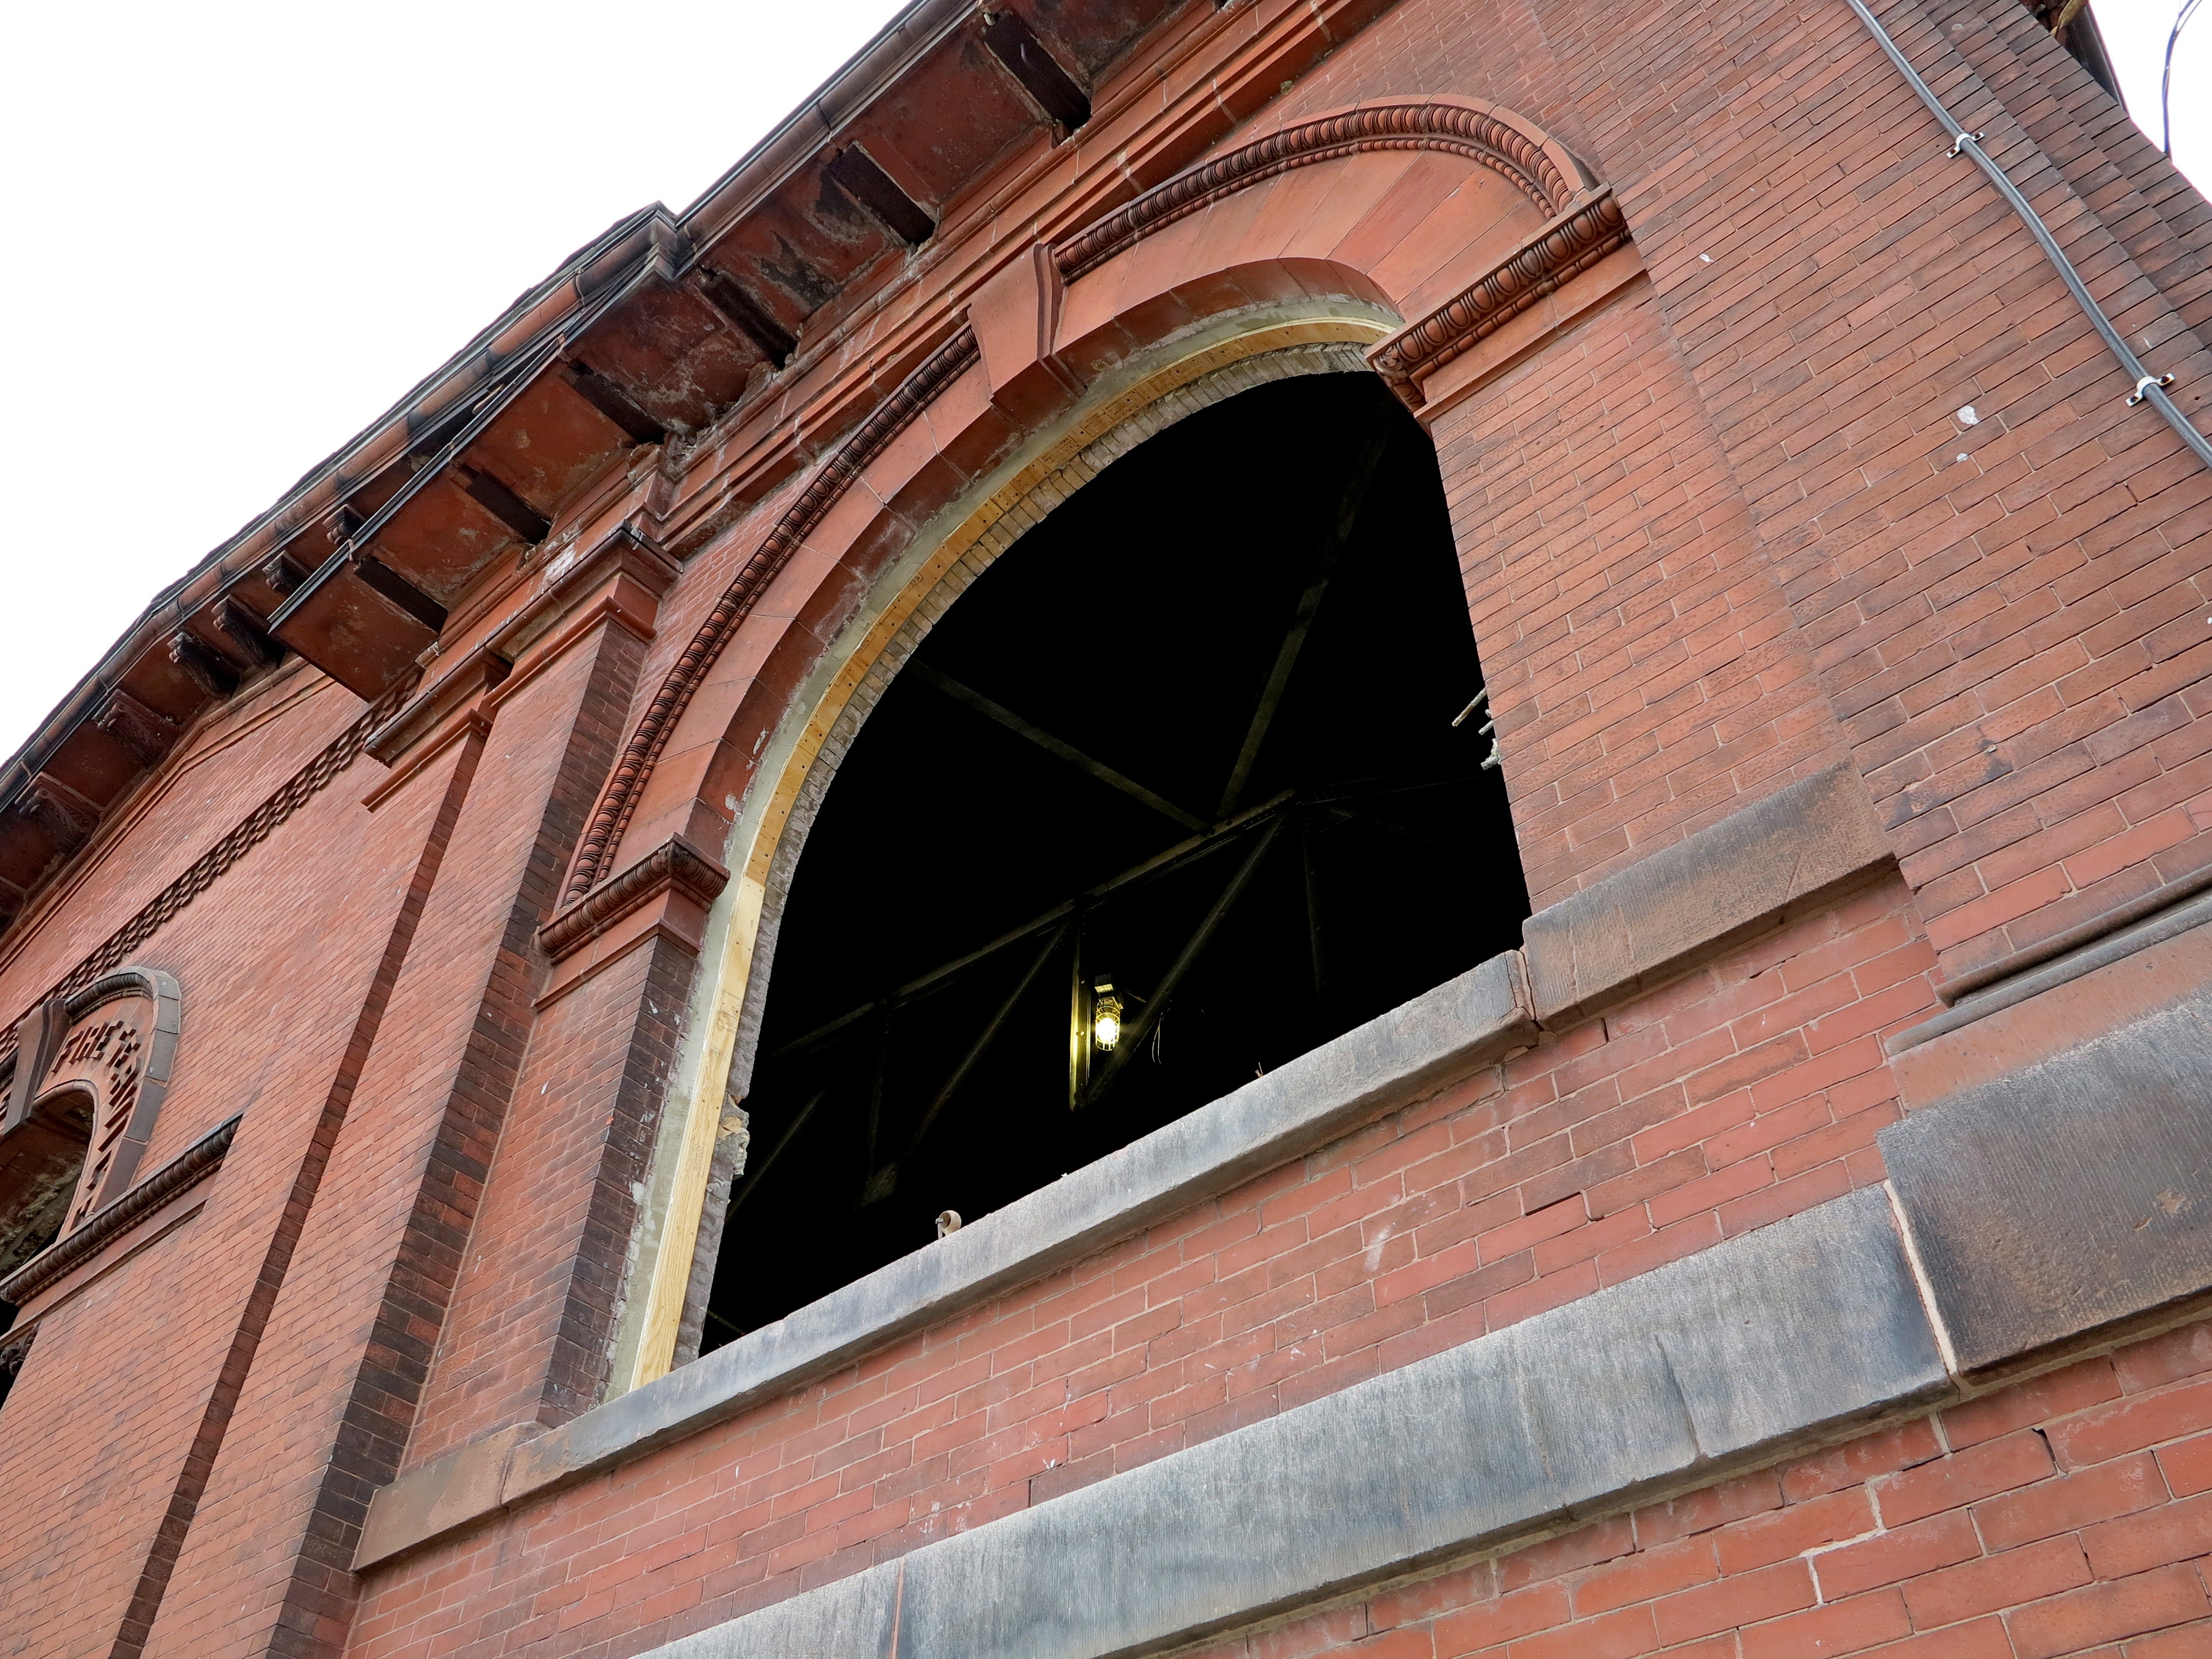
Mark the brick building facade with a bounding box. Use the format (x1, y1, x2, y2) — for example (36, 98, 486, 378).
(4, 0, 2212, 1654)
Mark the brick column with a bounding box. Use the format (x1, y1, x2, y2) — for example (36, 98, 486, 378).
(134, 593, 654, 1659)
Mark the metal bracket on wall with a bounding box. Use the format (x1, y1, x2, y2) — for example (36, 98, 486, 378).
(1453, 686, 1502, 772)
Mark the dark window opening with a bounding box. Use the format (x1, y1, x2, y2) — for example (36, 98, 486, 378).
(703, 372, 1529, 1349)
(0, 1085, 93, 1410)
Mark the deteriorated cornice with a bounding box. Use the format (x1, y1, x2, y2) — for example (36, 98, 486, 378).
(9, 14, 1610, 940)
(541, 836, 731, 961)
(1369, 189, 1632, 406)
(561, 98, 1610, 901)
(1, 0, 1187, 940)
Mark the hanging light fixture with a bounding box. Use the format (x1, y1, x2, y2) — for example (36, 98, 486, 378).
(1091, 976, 1124, 1052)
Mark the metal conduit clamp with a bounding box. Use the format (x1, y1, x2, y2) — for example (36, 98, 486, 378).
(2130, 373, 2177, 407)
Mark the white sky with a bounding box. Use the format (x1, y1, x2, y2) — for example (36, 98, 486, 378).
(0, 0, 2204, 761)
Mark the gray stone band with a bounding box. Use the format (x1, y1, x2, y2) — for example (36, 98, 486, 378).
(646, 1188, 1944, 1659)
(358, 951, 1538, 1566)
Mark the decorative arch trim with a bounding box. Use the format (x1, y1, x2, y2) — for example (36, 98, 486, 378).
(0, 966, 183, 1236)
(1054, 99, 1593, 280)
(558, 96, 1611, 907)
(559, 328, 983, 906)
(1367, 189, 1630, 404)
(607, 317, 1396, 1394)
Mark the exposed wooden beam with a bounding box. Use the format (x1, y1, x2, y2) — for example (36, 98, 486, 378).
(911, 662, 1207, 832)
(562, 360, 668, 445)
(1216, 406, 1397, 817)
(694, 269, 798, 368)
(1323, 803, 1464, 857)
(457, 466, 551, 545)
(725, 1087, 828, 1222)
(766, 790, 1296, 1066)
(904, 919, 1071, 1163)
(981, 11, 1090, 129)
(826, 145, 936, 245)
(1301, 809, 1326, 999)
(347, 553, 449, 632)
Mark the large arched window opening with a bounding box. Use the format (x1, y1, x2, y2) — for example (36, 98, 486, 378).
(704, 371, 1528, 1347)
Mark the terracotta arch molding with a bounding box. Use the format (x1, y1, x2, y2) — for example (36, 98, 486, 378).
(1052, 98, 1592, 279)
(558, 98, 1618, 905)
(0, 966, 183, 1240)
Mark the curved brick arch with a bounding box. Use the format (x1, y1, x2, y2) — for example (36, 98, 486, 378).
(583, 99, 1635, 1385)
(726, 335, 1381, 1076)
(608, 317, 1402, 1388)
(561, 97, 1614, 907)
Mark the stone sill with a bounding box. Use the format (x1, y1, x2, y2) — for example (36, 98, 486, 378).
(358, 950, 1538, 1568)
(634, 1187, 1949, 1659)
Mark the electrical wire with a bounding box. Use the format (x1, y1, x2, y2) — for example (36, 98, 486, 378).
(1842, 0, 2212, 476)
(2166, 0, 2205, 160)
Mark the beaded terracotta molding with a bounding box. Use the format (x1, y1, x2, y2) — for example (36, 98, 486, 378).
(540, 835, 730, 961)
(1368, 188, 1632, 408)
(1055, 100, 1591, 280)
(562, 99, 1607, 905)
(0, 1114, 239, 1308)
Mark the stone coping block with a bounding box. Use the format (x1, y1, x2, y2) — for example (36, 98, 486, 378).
(640, 1188, 1943, 1659)
(1522, 761, 1893, 1027)
(1884, 917, 2212, 1373)
(356, 950, 1539, 1569)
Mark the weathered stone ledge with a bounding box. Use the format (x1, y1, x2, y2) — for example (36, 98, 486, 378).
(1521, 760, 1894, 1028)
(641, 1190, 1944, 1659)
(357, 950, 1539, 1568)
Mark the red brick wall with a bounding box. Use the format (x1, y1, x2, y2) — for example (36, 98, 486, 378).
(10, 1, 2212, 1656)
(1275, 0, 2212, 984)
(402, 927, 694, 1466)
(136, 626, 649, 1659)
(1933, 0, 2212, 348)
(0, 669, 365, 1042)
(0, 697, 467, 1659)
(1234, 1315, 2212, 1659)
(342, 871, 1937, 1659)
(1437, 286, 1845, 904)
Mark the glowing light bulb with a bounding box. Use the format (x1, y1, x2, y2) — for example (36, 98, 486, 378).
(1091, 979, 1124, 1052)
